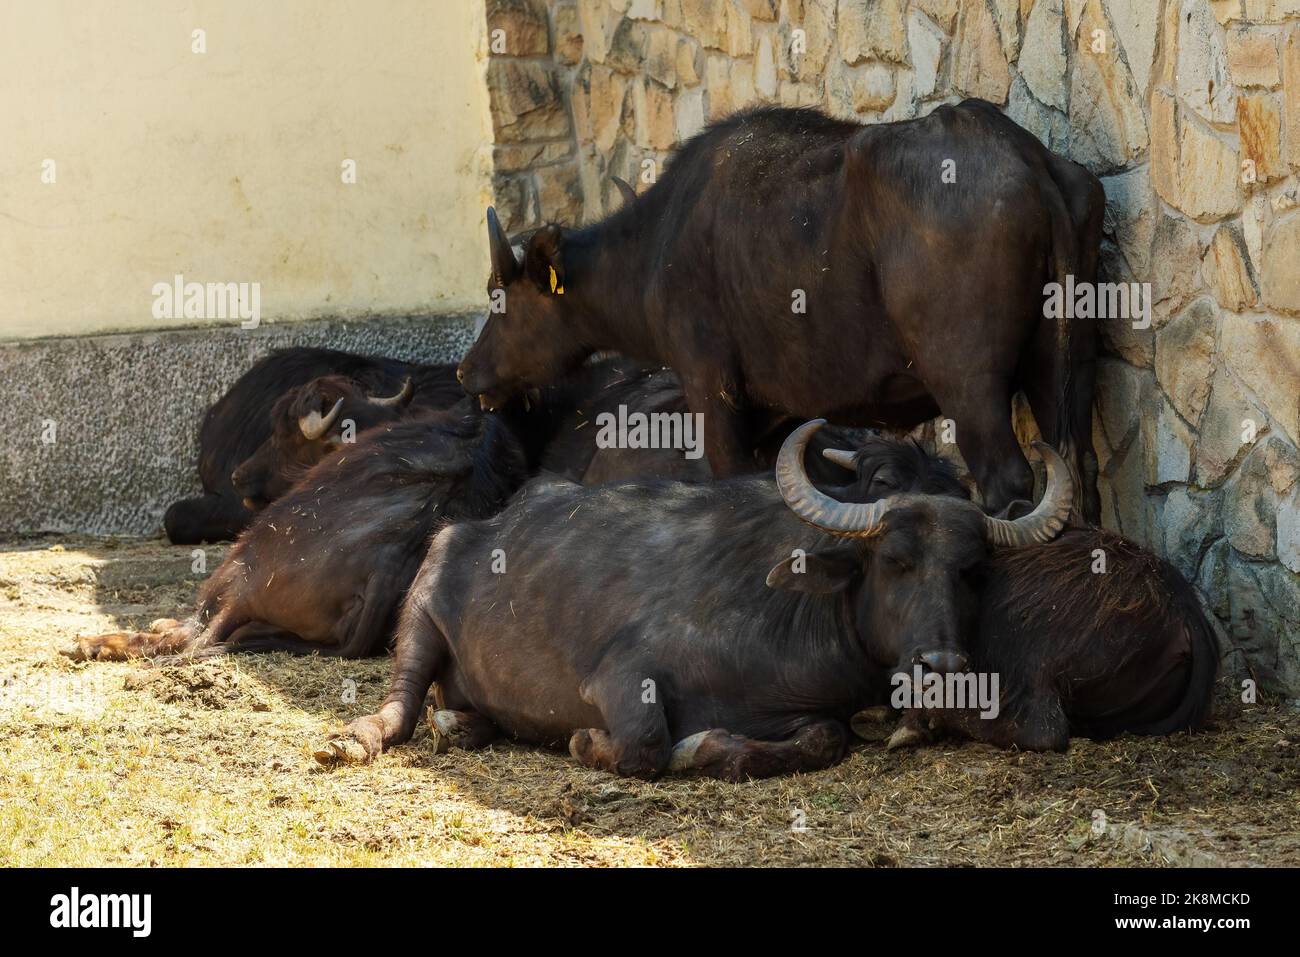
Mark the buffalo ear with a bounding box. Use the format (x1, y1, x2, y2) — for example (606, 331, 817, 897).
(990, 498, 1035, 520)
(487, 207, 519, 286)
(525, 224, 566, 295)
(765, 547, 860, 594)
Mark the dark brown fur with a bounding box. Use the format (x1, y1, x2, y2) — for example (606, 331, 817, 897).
(67, 408, 528, 662)
(460, 102, 1103, 518)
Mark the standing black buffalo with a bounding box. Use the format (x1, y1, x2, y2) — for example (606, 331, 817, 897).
(64, 406, 527, 661)
(313, 423, 1076, 779)
(458, 101, 1104, 519)
(164, 347, 460, 545)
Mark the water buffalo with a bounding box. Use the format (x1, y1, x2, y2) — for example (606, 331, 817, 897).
(313, 423, 1075, 779)
(225, 358, 714, 511)
(64, 406, 527, 661)
(224, 354, 856, 493)
(821, 437, 1219, 751)
(164, 347, 458, 544)
(458, 100, 1104, 519)
(230, 368, 461, 508)
(536, 360, 710, 484)
(220, 349, 864, 511)
(540, 357, 876, 488)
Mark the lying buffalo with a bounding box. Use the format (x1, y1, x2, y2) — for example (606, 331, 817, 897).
(313, 423, 1078, 779)
(164, 347, 458, 544)
(226, 354, 867, 503)
(230, 369, 461, 508)
(814, 433, 1219, 752)
(226, 358, 713, 510)
(458, 100, 1104, 519)
(65, 406, 527, 661)
(875, 529, 1219, 752)
(536, 360, 711, 484)
(540, 358, 875, 488)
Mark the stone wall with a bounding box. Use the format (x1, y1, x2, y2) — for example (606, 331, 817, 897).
(486, 0, 1300, 695)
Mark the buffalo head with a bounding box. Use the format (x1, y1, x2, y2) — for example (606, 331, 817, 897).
(457, 207, 591, 412)
(820, 434, 970, 503)
(230, 374, 415, 507)
(766, 419, 1073, 681)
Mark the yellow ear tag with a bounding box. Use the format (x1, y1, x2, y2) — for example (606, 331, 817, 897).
(549, 266, 564, 295)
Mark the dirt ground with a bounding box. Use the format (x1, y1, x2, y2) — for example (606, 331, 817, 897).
(2, 534, 1297, 867)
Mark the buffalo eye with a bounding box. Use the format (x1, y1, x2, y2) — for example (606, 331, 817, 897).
(867, 467, 901, 493)
(880, 552, 914, 573)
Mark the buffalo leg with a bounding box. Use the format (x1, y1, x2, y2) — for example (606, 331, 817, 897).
(568, 660, 672, 779)
(1063, 356, 1100, 524)
(848, 706, 937, 750)
(1073, 334, 1101, 524)
(221, 577, 399, 661)
(142, 618, 315, 666)
(428, 708, 499, 753)
(667, 719, 847, 781)
(681, 375, 751, 478)
(164, 494, 251, 545)
(141, 605, 253, 664)
(327, 573, 401, 658)
(61, 618, 197, 662)
(927, 373, 1032, 513)
(926, 696, 1071, 752)
(1021, 339, 1100, 523)
(162, 576, 400, 661)
(1005, 696, 1070, 752)
(313, 596, 447, 765)
(188, 622, 311, 657)
(200, 633, 351, 657)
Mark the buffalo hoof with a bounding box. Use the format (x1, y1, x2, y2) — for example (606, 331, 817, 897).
(667, 730, 720, 771)
(57, 640, 89, 661)
(427, 709, 463, 754)
(314, 715, 384, 766)
(58, 633, 136, 662)
(849, 706, 895, 742)
(568, 728, 601, 763)
(569, 728, 664, 779)
(886, 717, 931, 751)
(313, 737, 371, 765)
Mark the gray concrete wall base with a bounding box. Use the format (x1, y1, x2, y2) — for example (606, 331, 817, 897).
(0, 314, 477, 537)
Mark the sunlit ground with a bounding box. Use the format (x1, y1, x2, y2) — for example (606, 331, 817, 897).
(2, 536, 1297, 867)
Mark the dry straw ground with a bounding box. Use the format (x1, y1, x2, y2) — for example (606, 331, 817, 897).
(2, 536, 1298, 867)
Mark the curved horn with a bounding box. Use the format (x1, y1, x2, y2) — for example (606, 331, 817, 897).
(369, 376, 413, 408)
(983, 441, 1075, 547)
(821, 447, 858, 471)
(611, 176, 638, 207)
(299, 397, 345, 441)
(776, 420, 893, 537)
(486, 206, 518, 286)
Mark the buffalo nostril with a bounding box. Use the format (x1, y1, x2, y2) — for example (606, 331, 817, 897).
(456, 367, 465, 384)
(918, 651, 969, 674)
